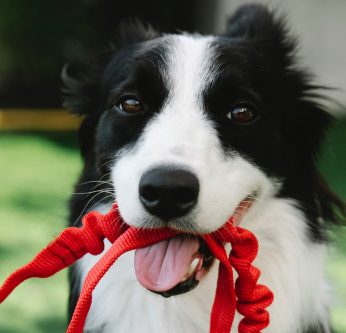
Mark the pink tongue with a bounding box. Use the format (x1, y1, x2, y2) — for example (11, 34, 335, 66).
(134, 236, 200, 292)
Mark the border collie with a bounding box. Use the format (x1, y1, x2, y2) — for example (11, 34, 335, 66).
(63, 4, 344, 333)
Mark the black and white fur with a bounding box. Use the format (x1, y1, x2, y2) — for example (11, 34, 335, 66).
(63, 5, 344, 333)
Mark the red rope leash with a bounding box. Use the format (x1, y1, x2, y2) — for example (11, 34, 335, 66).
(0, 204, 273, 333)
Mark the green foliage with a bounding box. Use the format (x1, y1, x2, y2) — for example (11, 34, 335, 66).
(320, 118, 346, 332)
(0, 0, 92, 78)
(320, 117, 346, 200)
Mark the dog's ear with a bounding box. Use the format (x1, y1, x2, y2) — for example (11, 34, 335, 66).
(61, 61, 101, 116)
(62, 19, 159, 116)
(223, 4, 294, 61)
(62, 20, 159, 158)
(224, 4, 283, 40)
(114, 19, 159, 49)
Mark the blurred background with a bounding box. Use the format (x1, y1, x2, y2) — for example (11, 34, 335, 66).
(0, 0, 345, 332)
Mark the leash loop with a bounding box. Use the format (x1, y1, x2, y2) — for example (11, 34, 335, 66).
(0, 204, 273, 333)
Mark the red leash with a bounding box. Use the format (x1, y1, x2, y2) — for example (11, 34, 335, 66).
(0, 204, 273, 333)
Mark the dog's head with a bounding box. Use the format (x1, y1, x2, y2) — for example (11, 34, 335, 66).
(64, 5, 342, 296)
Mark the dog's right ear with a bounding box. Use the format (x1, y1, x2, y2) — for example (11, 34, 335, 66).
(61, 61, 100, 116)
(62, 20, 159, 116)
(114, 19, 159, 49)
(62, 20, 159, 158)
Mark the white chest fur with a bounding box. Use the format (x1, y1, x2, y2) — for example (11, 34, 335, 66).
(77, 199, 330, 333)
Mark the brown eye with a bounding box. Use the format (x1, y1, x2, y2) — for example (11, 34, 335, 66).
(227, 105, 258, 124)
(117, 97, 143, 114)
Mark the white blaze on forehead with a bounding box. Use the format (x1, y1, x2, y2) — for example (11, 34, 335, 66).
(130, 35, 221, 171)
(166, 34, 215, 110)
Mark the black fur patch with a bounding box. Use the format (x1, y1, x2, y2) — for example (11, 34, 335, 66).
(202, 5, 341, 240)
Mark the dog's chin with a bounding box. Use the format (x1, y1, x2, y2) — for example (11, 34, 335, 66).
(133, 194, 256, 298)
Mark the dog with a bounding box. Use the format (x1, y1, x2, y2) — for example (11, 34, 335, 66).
(63, 4, 344, 333)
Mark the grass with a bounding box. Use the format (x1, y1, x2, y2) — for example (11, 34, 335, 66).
(0, 133, 81, 333)
(0, 119, 345, 332)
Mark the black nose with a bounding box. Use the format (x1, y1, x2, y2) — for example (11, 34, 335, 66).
(139, 167, 199, 221)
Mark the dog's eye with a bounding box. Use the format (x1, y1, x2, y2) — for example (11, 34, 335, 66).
(226, 105, 258, 124)
(116, 97, 143, 114)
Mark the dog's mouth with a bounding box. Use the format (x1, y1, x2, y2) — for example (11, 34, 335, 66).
(134, 235, 214, 297)
(134, 195, 255, 297)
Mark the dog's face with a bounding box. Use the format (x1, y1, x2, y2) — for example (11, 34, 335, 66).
(107, 34, 274, 233)
(65, 5, 335, 297)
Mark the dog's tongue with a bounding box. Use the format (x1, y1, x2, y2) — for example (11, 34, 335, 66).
(134, 236, 199, 292)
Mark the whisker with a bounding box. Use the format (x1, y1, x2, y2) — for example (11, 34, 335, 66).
(70, 191, 115, 227)
(72, 189, 114, 196)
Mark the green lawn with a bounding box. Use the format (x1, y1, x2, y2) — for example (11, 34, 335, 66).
(0, 133, 80, 333)
(0, 120, 345, 332)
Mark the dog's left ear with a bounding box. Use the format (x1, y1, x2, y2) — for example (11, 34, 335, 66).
(224, 4, 285, 41)
(223, 4, 294, 63)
